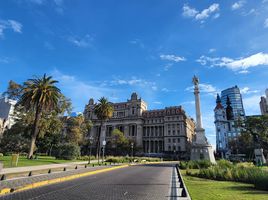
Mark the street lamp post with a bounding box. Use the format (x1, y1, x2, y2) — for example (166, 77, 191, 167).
(131, 142, 134, 162)
(102, 140, 106, 163)
(88, 136, 93, 164)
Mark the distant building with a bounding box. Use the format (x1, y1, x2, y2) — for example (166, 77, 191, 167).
(0, 97, 17, 134)
(221, 85, 245, 120)
(84, 93, 195, 158)
(259, 89, 268, 115)
(215, 86, 245, 158)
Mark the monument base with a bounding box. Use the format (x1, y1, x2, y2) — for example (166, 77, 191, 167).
(191, 143, 216, 163)
(254, 148, 266, 165)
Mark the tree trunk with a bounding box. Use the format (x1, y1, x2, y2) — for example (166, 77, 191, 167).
(28, 106, 42, 159)
(95, 121, 103, 164)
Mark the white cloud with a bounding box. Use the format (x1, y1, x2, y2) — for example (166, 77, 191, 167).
(68, 34, 93, 48)
(231, 1, 245, 10)
(161, 88, 169, 92)
(0, 19, 22, 37)
(195, 3, 220, 20)
(182, 4, 198, 17)
(164, 63, 173, 71)
(28, 0, 46, 4)
(153, 101, 162, 105)
(209, 48, 216, 53)
(111, 77, 157, 89)
(0, 57, 11, 64)
(186, 83, 218, 95)
(160, 54, 186, 62)
(264, 18, 268, 28)
(240, 87, 260, 95)
(129, 39, 145, 48)
(197, 52, 268, 73)
(51, 69, 118, 111)
(243, 95, 261, 115)
(182, 3, 220, 22)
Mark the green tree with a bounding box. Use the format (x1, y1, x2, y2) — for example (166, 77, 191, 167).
(110, 128, 129, 155)
(3, 80, 22, 100)
(94, 97, 114, 163)
(230, 115, 268, 158)
(18, 74, 62, 159)
(65, 114, 92, 145)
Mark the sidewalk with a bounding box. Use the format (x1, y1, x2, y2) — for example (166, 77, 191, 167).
(0, 160, 98, 175)
(0, 165, 117, 191)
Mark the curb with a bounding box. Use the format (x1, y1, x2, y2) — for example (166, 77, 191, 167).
(0, 164, 129, 196)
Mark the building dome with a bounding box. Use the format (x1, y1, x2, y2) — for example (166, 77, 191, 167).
(131, 92, 138, 100)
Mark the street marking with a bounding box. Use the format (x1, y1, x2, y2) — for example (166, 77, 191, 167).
(0, 165, 129, 196)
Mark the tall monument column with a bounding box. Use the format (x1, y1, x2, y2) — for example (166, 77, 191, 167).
(191, 76, 216, 163)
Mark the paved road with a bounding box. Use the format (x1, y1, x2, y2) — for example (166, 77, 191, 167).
(0, 163, 176, 200)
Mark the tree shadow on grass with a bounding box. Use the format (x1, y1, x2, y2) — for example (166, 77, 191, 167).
(225, 185, 268, 195)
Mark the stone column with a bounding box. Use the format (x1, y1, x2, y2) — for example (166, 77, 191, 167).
(193, 76, 203, 129)
(136, 124, 143, 147)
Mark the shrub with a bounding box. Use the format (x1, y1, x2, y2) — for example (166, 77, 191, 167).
(217, 159, 233, 169)
(54, 143, 80, 160)
(179, 161, 188, 169)
(187, 161, 268, 191)
(0, 153, 3, 157)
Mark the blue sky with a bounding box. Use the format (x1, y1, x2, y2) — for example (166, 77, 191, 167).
(1, 0, 268, 148)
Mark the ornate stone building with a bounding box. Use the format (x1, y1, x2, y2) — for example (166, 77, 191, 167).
(84, 93, 195, 158)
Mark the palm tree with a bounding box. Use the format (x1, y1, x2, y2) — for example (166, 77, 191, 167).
(94, 97, 113, 164)
(19, 74, 61, 159)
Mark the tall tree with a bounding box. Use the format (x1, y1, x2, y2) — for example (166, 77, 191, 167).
(18, 74, 62, 158)
(3, 80, 22, 100)
(94, 97, 113, 163)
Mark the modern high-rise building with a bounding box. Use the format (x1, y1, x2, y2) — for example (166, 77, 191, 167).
(84, 93, 195, 158)
(221, 86, 245, 120)
(260, 89, 268, 115)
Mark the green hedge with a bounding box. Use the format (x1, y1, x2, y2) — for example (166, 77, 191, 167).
(186, 161, 268, 191)
(54, 143, 81, 160)
(179, 160, 213, 169)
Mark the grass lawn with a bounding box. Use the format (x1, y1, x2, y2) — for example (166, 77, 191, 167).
(0, 156, 82, 168)
(181, 170, 268, 200)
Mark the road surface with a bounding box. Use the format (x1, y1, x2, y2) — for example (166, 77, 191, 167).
(0, 163, 176, 200)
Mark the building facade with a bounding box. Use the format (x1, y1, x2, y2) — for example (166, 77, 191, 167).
(214, 94, 242, 158)
(260, 89, 268, 115)
(0, 97, 17, 135)
(84, 93, 195, 158)
(221, 86, 245, 120)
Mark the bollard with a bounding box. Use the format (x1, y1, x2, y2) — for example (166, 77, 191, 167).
(181, 188, 187, 197)
(63, 167, 66, 171)
(48, 169, 52, 174)
(75, 166, 78, 169)
(28, 171, 32, 176)
(10, 188, 15, 193)
(92, 164, 94, 167)
(110, 162, 112, 165)
(85, 165, 87, 168)
(1, 174, 6, 181)
(105, 163, 107, 166)
(180, 181, 184, 188)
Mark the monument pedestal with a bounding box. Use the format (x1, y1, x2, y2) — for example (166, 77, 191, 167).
(254, 148, 266, 165)
(190, 128, 216, 163)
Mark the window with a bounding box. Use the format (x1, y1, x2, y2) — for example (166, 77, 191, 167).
(177, 130, 180, 134)
(168, 146, 171, 151)
(178, 138, 180, 143)
(173, 138, 176, 143)
(168, 138, 171, 143)
(173, 130, 175, 135)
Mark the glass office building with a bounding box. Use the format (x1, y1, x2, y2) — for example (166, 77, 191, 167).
(221, 86, 245, 120)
